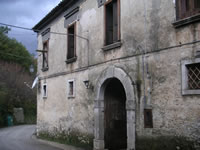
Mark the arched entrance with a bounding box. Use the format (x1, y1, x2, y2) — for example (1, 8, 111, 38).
(104, 78, 127, 150)
(94, 66, 136, 150)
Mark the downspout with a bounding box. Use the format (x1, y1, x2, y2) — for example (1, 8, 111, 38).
(142, 0, 148, 107)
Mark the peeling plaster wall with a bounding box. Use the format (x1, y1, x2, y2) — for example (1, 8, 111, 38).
(36, 0, 200, 144)
(37, 70, 94, 135)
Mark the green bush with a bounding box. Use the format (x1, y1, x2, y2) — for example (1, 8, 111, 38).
(38, 130, 93, 150)
(136, 136, 196, 150)
(0, 87, 9, 126)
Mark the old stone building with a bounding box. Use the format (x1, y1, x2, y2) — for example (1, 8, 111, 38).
(33, 0, 200, 149)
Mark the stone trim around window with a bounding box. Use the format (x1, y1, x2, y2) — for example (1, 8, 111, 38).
(41, 67, 49, 72)
(173, 14, 200, 28)
(181, 58, 200, 95)
(102, 41, 122, 51)
(67, 79, 75, 98)
(65, 57, 77, 64)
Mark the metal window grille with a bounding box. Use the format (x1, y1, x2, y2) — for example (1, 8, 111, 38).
(187, 63, 200, 89)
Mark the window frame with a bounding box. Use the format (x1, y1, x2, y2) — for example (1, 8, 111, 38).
(42, 83, 47, 98)
(176, 0, 200, 20)
(181, 58, 200, 95)
(66, 22, 77, 64)
(42, 40, 49, 71)
(67, 79, 75, 98)
(144, 109, 153, 128)
(104, 0, 121, 46)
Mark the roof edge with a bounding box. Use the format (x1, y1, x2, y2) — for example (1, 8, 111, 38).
(32, 0, 75, 32)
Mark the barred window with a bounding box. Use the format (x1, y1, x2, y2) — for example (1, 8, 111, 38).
(187, 63, 200, 89)
(181, 59, 200, 95)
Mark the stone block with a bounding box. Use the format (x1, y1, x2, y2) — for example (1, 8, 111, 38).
(93, 139, 104, 150)
(13, 108, 24, 123)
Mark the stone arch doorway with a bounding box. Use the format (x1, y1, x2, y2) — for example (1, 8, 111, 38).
(104, 78, 127, 150)
(94, 66, 136, 150)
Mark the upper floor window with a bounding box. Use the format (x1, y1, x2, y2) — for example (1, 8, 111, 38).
(105, 0, 120, 45)
(176, 0, 200, 20)
(42, 41, 49, 71)
(66, 23, 77, 64)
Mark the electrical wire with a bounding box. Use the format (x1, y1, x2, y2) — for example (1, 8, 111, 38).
(1, 22, 200, 63)
(9, 33, 36, 36)
(0, 23, 33, 31)
(0, 22, 88, 41)
(142, 0, 148, 105)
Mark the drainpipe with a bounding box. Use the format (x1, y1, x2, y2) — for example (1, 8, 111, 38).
(142, 0, 148, 107)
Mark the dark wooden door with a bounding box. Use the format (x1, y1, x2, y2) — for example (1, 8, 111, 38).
(104, 78, 127, 150)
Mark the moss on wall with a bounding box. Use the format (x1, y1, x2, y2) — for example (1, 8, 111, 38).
(136, 136, 198, 150)
(38, 130, 93, 150)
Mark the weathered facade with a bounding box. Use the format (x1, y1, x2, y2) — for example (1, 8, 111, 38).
(33, 0, 200, 149)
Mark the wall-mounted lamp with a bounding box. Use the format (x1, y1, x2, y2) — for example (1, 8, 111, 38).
(83, 80, 93, 89)
(83, 80, 90, 89)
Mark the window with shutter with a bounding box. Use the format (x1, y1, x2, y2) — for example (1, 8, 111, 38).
(194, 0, 200, 9)
(176, 0, 200, 20)
(42, 41, 49, 71)
(67, 23, 77, 63)
(105, 0, 120, 46)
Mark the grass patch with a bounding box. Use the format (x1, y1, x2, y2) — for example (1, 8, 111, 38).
(38, 131, 93, 150)
(24, 115, 36, 124)
(136, 136, 197, 150)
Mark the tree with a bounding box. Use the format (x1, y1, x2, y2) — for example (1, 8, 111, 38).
(0, 26, 37, 126)
(0, 26, 34, 71)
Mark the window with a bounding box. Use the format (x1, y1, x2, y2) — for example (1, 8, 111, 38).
(67, 79, 75, 98)
(187, 63, 200, 89)
(176, 0, 200, 20)
(105, 0, 120, 45)
(42, 83, 47, 98)
(144, 109, 153, 128)
(42, 41, 49, 71)
(181, 58, 200, 95)
(66, 23, 77, 63)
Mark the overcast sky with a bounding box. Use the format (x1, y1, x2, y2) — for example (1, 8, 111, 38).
(0, 0, 62, 55)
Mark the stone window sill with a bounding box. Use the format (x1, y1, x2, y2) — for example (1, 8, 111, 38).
(102, 41, 122, 51)
(68, 96, 75, 99)
(65, 57, 77, 64)
(182, 89, 200, 95)
(172, 14, 200, 28)
(41, 67, 48, 72)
